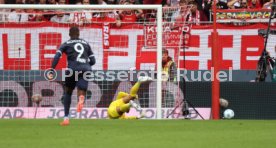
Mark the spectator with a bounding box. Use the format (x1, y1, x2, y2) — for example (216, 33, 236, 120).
(143, 0, 163, 5)
(24, 0, 46, 22)
(92, 12, 116, 23)
(50, 12, 69, 23)
(171, 0, 188, 23)
(228, 0, 249, 9)
(15, 0, 24, 3)
(240, 0, 249, 8)
(69, 0, 92, 25)
(38, 0, 47, 4)
(68, 0, 76, 4)
(203, 0, 228, 21)
(47, 0, 68, 22)
(187, 1, 208, 24)
(5, 0, 16, 4)
(263, 0, 274, 9)
(118, 0, 126, 4)
(92, 11, 121, 27)
(173, 1, 207, 25)
(216, 0, 229, 9)
(82, 0, 91, 4)
(27, 10, 47, 21)
(106, 0, 118, 4)
(129, 0, 141, 4)
(8, 9, 29, 22)
(227, 0, 240, 9)
(25, 0, 36, 3)
(7, 1, 28, 23)
(195, 0, 204, 11)
(47, 0, 57, 4)
(168, 0, 181, 6)
(26, 9, 37, 22)
(119, 2, 143, 23)
(26, 8, 48, 22)
(248, 0, 262, 9)
(0, 0, 9, 23)
(58, 0, 66, 4)
(75, 0, 82, 4)
(97, 0, 107, 4)
(202, 0, 213, 21)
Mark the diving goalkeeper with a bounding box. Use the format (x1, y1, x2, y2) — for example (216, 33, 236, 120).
(108, 76, 151, 119)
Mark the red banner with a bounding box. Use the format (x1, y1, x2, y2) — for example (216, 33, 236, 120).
(0, 23, 276, 70)
(144, 24, 191, 48)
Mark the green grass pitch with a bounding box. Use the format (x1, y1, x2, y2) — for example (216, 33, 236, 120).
(0, 119, 275, 148)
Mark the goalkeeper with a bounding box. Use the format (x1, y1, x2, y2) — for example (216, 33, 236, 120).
(108, 76, 151, 119)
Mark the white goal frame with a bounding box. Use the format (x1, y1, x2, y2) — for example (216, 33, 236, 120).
(0, 4, 163, 119)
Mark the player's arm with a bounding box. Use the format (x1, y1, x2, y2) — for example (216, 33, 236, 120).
(47, 44, 66, 80)
(51, 43, 66, 69)
(87, 44, 96, 66)
(51, 51, 62, 70)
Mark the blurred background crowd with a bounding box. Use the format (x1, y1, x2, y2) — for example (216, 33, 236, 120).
(0, 0, 274, 24)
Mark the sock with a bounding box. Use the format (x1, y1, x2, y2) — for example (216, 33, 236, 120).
(119, 104, 131, 113)
(78, 95, 85, 103)
(63, 93, 72, 117)
(130, 82, 141, 97)
(64, 116, 69, 120)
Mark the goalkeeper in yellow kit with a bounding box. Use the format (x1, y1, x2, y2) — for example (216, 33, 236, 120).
(108, 76, 151, 119)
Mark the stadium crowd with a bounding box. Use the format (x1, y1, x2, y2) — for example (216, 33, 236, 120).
(0, 0, 274, 24)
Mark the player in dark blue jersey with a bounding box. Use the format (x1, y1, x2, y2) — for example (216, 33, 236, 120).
(47, 26, 96, 126)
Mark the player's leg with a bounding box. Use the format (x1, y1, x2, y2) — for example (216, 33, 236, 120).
(63, 87, 74, 117)
(76, 88, 86, 112)
(121, 76, 152, 104)
(116, 102, 131, 115)
(76, 75, 88, 112)
(60, 86, 74, 126)
(60, 70, 76, 126)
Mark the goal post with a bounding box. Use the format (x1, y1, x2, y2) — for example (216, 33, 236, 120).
(0, 4, 164, 119)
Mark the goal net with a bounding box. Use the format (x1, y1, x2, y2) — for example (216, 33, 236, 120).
(0, 4, 195, 119)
